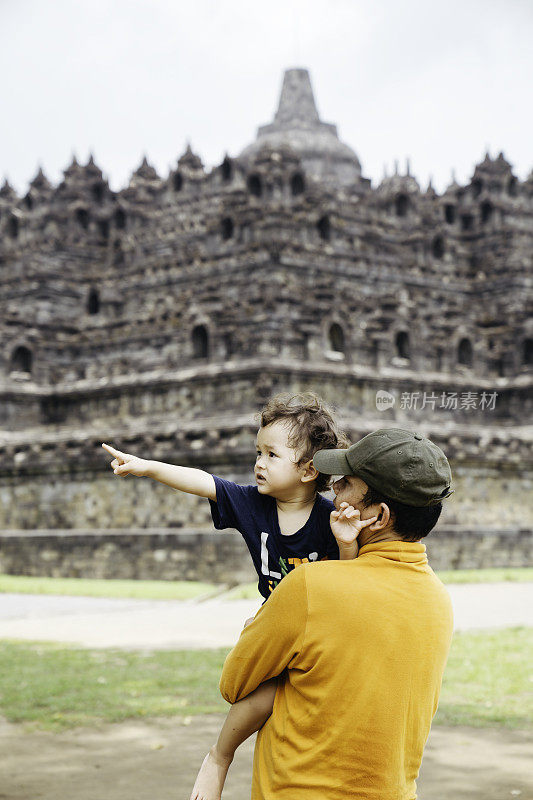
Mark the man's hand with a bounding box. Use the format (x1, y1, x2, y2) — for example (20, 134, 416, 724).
(330, 502, 378, 546)
(102, 443, 150, 478)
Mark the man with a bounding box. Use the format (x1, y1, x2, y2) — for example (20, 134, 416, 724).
(220, 428, 454, 800)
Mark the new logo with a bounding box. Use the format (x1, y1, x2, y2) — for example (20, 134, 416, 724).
(375, 390, 395, 411)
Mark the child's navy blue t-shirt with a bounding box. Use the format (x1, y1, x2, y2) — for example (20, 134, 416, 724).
(209, 475, 339, 599)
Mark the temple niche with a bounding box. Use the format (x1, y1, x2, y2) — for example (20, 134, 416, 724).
(0, 68, 531, 577)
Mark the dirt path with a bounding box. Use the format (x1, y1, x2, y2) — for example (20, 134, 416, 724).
(1, 715, 531, 800)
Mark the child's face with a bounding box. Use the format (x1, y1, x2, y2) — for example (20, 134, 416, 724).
(254, 421, 309, 499)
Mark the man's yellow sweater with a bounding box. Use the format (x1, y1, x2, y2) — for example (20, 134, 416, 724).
(220, 540, 453, 800)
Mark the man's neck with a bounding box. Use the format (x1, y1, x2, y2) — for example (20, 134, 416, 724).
(357, 526, 410, 549)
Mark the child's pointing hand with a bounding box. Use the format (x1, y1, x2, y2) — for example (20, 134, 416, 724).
(102, 443, 150, 478)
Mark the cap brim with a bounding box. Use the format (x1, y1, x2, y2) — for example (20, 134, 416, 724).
(313, 448, 353, 476)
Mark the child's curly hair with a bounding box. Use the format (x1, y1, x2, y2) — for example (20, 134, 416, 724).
(257, 392, 349, 493)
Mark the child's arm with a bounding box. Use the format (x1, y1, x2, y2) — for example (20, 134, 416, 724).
(102, 443, 216, 500)
(330, 502, 378, 560)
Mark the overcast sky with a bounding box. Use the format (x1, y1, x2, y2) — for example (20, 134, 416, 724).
(1, 0, 531, 195)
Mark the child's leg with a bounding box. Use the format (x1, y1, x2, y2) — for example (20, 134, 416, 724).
(190, 678, 277, 800)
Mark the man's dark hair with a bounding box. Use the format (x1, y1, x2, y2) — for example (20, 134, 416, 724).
(361, 485, 442, 541)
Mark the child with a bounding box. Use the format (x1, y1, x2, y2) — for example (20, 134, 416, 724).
(102, 393, 377, 800)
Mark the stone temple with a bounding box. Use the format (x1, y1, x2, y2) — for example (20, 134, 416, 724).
(0, 68, 531, 580)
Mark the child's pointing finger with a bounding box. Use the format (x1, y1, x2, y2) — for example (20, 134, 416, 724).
(102, 443, 125, 461)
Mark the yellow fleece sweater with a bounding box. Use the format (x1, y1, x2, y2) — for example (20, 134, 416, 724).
(220, 540, 453, 800)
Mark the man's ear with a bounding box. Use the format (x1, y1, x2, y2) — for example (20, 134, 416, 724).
(301, 460, 319, 483)
(367, 502, 390, 530)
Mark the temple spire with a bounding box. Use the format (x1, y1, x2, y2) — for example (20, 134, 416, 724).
(240, 67, 363, 188)
(274, 68, 320, 126)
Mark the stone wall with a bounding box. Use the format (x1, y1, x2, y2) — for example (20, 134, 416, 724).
(0, 526, 530, 582)
(1, 463, 533, 532)
(2, 360, 531, 432)
(0, 529, 256, 583)
(0, 399, 531, 532)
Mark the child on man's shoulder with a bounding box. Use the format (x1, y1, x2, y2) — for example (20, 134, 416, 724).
(103, 392, 377, 800)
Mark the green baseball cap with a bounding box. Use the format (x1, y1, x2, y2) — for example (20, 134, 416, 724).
(313, 428, 453, 507)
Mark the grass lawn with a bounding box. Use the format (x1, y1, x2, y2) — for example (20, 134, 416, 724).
(0, 643, 228, 730)
(1, 568, 531, 602)
(0, 575, 219, 600)
(436, 567, 533, 584)
(435, 627, 533, 728)
(0, 627, 531, 732)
